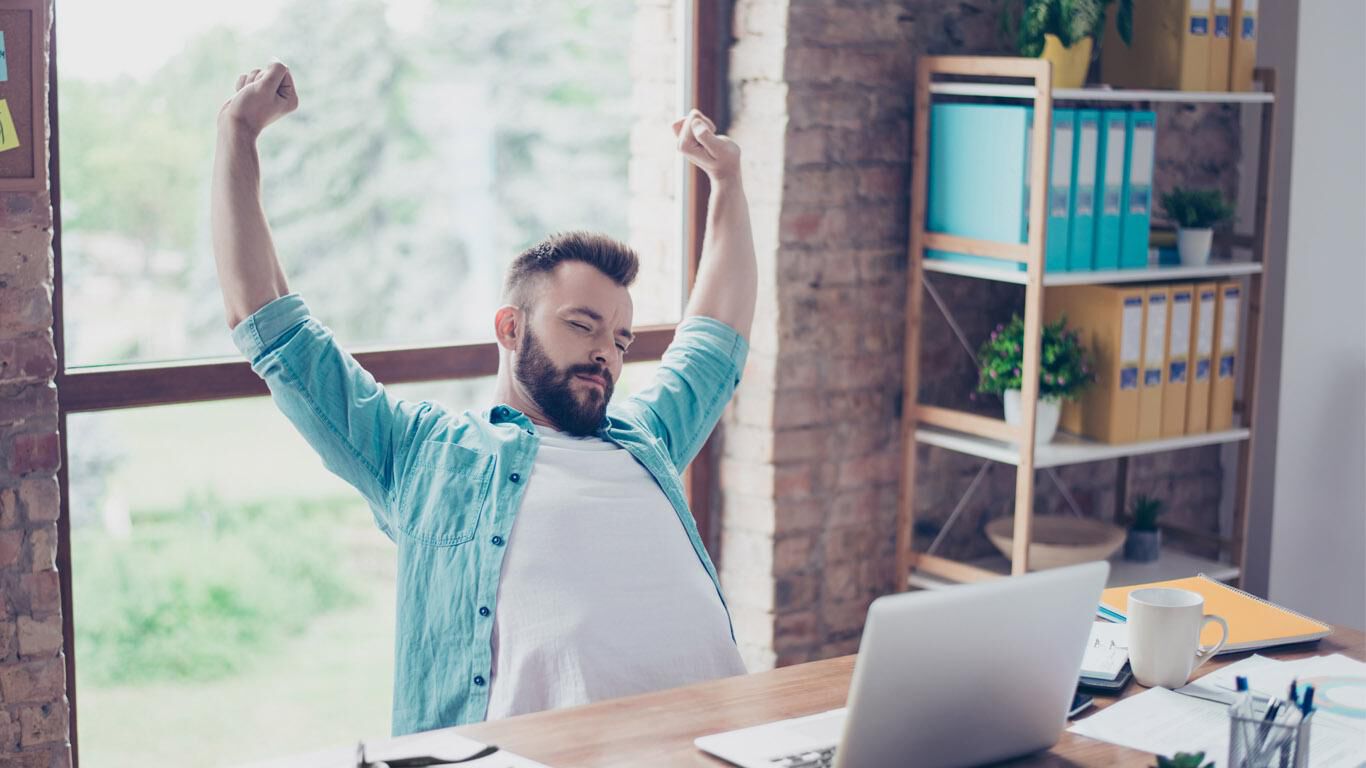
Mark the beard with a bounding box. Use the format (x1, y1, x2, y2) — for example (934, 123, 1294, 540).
(514, 326, 614, 437)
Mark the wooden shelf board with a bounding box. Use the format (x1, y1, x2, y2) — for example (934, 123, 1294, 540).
(914, 424, 1252, 469)
(908, 549, 1240, 590)
(921, 259, 1263, 286)
(929, 82, 1274, 104)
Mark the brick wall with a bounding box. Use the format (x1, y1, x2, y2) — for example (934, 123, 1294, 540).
(0, 186, 72, 765)
(721, 0, 1241, 668)
(0, 3, 72, 763)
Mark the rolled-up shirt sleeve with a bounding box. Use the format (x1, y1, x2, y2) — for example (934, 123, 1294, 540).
(622, 315, 749, 473)
(232, 294, 427, 538)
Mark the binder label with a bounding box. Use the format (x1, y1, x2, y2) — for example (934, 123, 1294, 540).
(1190, 1, 1211, 35)
(1076, 185, 1095, 217)
(1143, 294, 1167, 381)
(1104, 189, 1121, 215)
(1219, 355, 1235, 379)
(1121, 297, 1143, 364)
(1075, 118, 1098, 217)
(1170, 291, 1193, 380)
(1121, 296, 1143, 391)
(1170, 361, 1188, 384)
(1198, 292, 1217, 356)
(1197, 359, 1211, 381)
(1214, 14, 1232, 38)
(1051, 123, 1074, 217)
(1242, 16, 1256, 39)
(1128, 125, 1155, 215)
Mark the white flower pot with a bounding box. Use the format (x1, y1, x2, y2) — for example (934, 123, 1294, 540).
(1177, 227, 1214, 266)
(1003, 389, 1062, 444)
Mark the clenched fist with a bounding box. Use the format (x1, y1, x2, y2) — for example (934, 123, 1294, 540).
(218, 60, 300, 138)
(673, 109, 741, 183)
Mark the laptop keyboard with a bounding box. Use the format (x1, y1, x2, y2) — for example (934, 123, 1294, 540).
(769, 746, 836, 767)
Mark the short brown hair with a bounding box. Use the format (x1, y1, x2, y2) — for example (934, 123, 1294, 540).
(503, 231, 640, 310)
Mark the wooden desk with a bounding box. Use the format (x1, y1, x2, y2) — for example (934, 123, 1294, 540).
(451, 627, 1364, 767)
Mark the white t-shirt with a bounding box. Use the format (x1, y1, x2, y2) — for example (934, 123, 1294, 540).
(484, 425, 746, 720)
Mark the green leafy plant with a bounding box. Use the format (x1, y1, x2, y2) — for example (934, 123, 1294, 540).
(1161, 187, 1236, 229)
(998, 0, 1134, 57)
(976, 314, 1095, 402)
(1129, 494, 1164, 532)
(1154, 751, 1215, 768)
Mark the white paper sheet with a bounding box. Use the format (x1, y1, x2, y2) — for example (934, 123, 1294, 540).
(1075, 655, 1366, 768)
(1069, 686, 1229, 760)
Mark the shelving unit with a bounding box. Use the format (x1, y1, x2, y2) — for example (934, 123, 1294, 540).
(897, 56, 1277, 590)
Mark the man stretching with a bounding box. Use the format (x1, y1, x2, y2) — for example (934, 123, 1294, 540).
(211, 60, 758, 735)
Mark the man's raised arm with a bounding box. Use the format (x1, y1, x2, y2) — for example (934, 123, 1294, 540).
(212, 61, 299, 328)
(675, 110, 758, 341)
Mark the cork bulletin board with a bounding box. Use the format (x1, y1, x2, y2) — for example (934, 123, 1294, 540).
(0, 0, 47, 191)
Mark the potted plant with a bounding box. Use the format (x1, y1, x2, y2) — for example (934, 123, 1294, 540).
(1124, 494, 1163, 562)
(997, 0, 1134, 88)
(1154, 752, 1214, 768)
(976, 314, 1094, 444)
(1160, 187, 1236, 266)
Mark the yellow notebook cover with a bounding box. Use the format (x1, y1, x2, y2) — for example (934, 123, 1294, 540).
(1185, 282, 1218, 433)
(1231, 0, 1259, 92)
(1101, 575, 1332, 653)
(1137, 286, 1169, 441)
(1049, 286, 1143, 443)
(1209, 281, 1241, 431)
(1162, 284, 1194, 437)
(1208, 0, 1234, 90)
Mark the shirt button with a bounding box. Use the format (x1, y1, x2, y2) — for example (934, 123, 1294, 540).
(491, 535, 505, 546)
(509, 472, 521, 483)
(479, 606, 490, 617)
(473, 675, 486, 687)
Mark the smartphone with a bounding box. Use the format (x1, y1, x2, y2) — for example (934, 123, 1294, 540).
(1068, 691, 1096, 718)
(1078, 661, 1134, 695)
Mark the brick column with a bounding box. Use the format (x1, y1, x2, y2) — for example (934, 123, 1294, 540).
(0, 208, 70, 761)
(0, 2, 71, 762)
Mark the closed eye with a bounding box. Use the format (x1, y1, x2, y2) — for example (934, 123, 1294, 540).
(568, 321, 591, 332)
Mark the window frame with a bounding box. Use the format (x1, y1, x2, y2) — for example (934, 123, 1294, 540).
(49, 1, 730, 763)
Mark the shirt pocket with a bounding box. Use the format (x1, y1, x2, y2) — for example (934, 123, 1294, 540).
(396, 440, 495, 547)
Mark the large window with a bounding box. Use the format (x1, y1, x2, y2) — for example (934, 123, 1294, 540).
(54, 0, 721, 764)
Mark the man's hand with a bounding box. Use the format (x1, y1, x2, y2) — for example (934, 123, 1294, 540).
(218, 60, 300, 139)
(673, 109, 741, 183)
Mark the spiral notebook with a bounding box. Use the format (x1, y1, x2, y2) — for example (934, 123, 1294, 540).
(1099, 574, 1332, 654)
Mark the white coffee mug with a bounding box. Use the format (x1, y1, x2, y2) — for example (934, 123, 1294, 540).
(1127, 587, 1229, 688)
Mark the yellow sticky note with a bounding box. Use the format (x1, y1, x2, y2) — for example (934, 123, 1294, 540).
(0, 99, 19, 153)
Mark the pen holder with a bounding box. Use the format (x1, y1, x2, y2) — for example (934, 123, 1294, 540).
(1227, 701, 1312, 768)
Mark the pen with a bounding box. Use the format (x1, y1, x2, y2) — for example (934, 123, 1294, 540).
(1300, 685, 1314, 715)
(1234, 675, 1251, 719)
(1288, 678, 1298, 708)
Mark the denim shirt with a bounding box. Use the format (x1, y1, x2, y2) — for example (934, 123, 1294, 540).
(231, 294, 747, 736)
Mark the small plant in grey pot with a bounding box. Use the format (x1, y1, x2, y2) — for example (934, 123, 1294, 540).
(1124, 495, 1163, 562)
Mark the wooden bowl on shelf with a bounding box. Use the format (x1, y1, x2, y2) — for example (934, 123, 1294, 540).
(985, 516, 1125, 571)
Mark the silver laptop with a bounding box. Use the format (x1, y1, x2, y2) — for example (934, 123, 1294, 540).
(695, 560, 1109, 768)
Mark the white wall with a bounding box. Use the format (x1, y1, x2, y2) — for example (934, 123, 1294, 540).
(1267, 0, 1366, 630)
